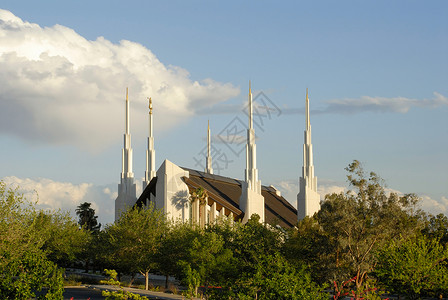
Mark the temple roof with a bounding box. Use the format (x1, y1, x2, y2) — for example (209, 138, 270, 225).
(136, 166, 298, 228)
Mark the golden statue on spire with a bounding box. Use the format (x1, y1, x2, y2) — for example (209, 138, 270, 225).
(148, 97, 152, 114)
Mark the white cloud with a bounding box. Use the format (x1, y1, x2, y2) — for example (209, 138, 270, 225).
(318, 184, 346, 197)
(0, 9, 239, 152)
(281, 92, 448, 115)
(2, 176, 115, 225)
(383, 188, 448, 217)
(420, 195, 448, 216)
(273, 179, 347, 208)
(320, 93, 448, 114)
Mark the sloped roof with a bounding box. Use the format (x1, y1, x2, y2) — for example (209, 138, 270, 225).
(182, 167, 298, 228)
(135, 165, 298, 228)
(135, 176, 157, 207)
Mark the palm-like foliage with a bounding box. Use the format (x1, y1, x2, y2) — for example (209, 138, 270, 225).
(75, 202, 101, 231)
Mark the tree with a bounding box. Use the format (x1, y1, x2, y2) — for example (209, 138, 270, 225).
(283, 216, 335, 284)
(101, 204, 167, 290)
(33, 210, 91, 266)
(232, 214, 284, 264)
(180, 229, 234, 298)
(242, 253, 327, 300)
(155, 221, 200, 288)
(375, 234, 448, 299)
(227, 215, 326, 300)
(422, 213, 448, 246)
(76, 202, 101, 232)
(155, 221, 235, 298)
(287, 160, 424, 296)
(0, 181, 64, 299)
(75, 202, 101, 272)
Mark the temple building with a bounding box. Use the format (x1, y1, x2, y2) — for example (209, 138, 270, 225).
(115, 85, 320, 227)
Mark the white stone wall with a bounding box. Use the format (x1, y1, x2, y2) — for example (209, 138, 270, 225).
(155, 160, 190, 223)
(240, 181, 265, 223)
(115, 178, 137, 221)
(297, 177, 320, 220)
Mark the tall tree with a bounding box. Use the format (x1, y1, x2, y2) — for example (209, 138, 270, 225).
(285, 160, 424, 296)
(316, 160, 423, 294)
(102, 204, 167, 290)
(76, 202, 101, 231)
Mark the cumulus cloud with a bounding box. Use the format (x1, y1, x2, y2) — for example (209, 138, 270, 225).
(420, 195, 448, 216)
(0, 9, 239, 152)
(2, 176, 116, 225)
(273, 178, 347, 207)
(282, 92, 448, 115)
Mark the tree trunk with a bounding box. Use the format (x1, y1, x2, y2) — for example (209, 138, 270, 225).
(84, 259, 89, 273)
(165, 274, 169, 289)
(355, 271, 362, 298)
(129, 274, 135, 287)
(145, 271, 149, 290)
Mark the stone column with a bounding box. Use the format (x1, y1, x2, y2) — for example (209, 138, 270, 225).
(193, 199, 199, 225)
(210, 202, 216, 224)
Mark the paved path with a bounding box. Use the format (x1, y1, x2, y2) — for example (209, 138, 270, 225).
(63, 286, 105, 300)
(84, 285, 200, 300)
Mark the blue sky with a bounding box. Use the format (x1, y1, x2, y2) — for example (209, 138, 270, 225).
(1, 1, 447, 224)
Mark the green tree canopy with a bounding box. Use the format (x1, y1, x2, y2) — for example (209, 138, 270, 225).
(155, 221, 236, 297)
(375, 234, 448, 299)
(34, 210, 91, 267)
(422, 213, 448, 246)
(101, 204, 168, 290)
(0, 181, 64, 299)
(282, 216, 334, 284)
(284, 160, 424, 297)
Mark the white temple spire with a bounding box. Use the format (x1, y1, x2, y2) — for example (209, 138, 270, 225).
(122, 87, 133, 178)
(205, 120, 213, 174)
(115, 87, 137, 221)
(245, 81, 258, 185)
(306, 88, 310, 130)
(143, 97, 156, 189)
(126, 88, 130, 134)
(249, 80, 253, 130)
(297, 89, 320, 221)
(240, 81, 264, 223)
